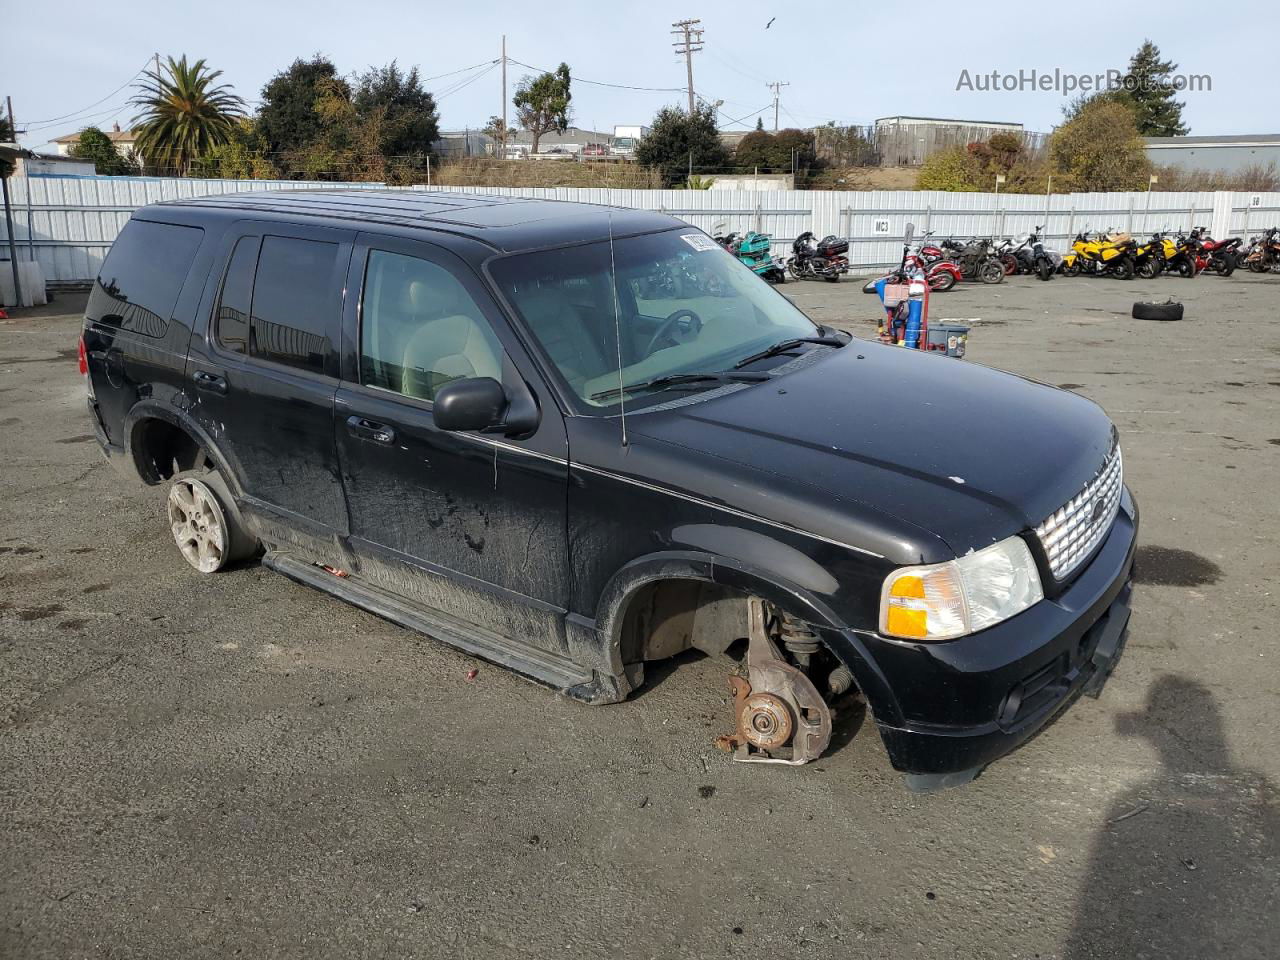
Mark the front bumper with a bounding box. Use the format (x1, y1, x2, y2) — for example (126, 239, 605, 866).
(850, 487, 1138, 781)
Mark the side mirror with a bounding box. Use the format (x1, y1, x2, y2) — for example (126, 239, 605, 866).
(433, 377, 508, 433)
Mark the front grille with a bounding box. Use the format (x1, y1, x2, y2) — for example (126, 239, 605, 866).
(1035, 445, 1123, 580)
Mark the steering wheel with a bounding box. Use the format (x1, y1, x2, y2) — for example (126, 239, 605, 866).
(644, 308, 703, 357)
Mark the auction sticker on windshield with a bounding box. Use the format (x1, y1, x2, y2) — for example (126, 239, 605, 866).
(681, 233, 721, 252)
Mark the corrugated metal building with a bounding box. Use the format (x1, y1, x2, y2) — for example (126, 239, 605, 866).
(1144, 134, 1280, 174)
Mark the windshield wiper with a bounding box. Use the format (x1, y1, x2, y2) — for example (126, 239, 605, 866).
(732, 335, 846, 370)
(590, 371, 768, 402)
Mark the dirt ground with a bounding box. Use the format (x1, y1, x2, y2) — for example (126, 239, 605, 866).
(2, 273, 1278, 959)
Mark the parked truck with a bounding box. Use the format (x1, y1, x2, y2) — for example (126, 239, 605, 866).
(611, 125, 650, 158)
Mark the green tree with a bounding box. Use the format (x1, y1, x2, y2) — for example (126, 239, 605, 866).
(0, 105, 13, 142)
(915, 146, 983, 191)
(1061, 41, 1188, 137)
(353, 62, 439, 159)
(814, 122, 876, 166)
(513, 63, 571, 155)
(258, 56, 342, 157)
(1122, 40, 1188, 136)
(129, 55, 246, 175)
(1048, 99, 1151, 191)
(191, 118, 275, 179)
(634, 104, 729, 186)
(734, 129, 776, 169)
(67, 126, 138, 176)
(772, 128, 816, 172)
(754, 116, 764, 132)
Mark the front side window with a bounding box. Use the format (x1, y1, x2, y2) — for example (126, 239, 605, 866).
(360, 249, 504, 402)
(489, 229, 819, 410)
(88, 219, 203, 338)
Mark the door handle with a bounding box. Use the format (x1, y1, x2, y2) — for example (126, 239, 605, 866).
(346, 415, 395, 444)
(192, 370, 228, 394)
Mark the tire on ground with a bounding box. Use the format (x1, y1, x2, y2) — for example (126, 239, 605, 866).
(1132, 300, 1184, 321)
(168, 468, 260, 572)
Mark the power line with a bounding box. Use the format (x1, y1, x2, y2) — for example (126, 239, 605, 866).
(22, 58, 152, 126)
(435, 62, 501, 101)
(506, 58, 682, 93)
(671, 18, 704, 113)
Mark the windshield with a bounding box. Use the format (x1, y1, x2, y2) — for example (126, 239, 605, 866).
(490, 228, 820, 411)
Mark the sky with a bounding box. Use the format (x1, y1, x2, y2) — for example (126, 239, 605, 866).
(6, 0, 1274, 154)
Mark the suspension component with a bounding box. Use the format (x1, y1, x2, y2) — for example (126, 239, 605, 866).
(778, 613, 821, 671)
(714, 599, 833, 765)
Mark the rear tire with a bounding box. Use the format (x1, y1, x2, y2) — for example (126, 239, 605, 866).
(979, 260, 1005, 284)
(1112, 257, 1134, 280)
(167, 470, 258, 574)
(928, 270, 958, 292)
(1000, 254, 1018, 275)
(1213, 255, 1236, 277)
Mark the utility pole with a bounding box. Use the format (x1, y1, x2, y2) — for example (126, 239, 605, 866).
(500, 35, 508, 159)
(671, 19, 703, 114)
(5, 96, 15, 144)
(767, 81, 789, 133)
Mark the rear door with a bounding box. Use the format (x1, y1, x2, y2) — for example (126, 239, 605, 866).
(333, 232, 572, 651)
(185, 221, 354, 552)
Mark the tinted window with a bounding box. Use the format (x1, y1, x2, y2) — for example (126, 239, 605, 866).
(360, 249, 503, 401)
(214, 236, 258, 354)
(249, 236, 339, 373)
(88, 219, 203, 338)
(490, 229, 816, 409)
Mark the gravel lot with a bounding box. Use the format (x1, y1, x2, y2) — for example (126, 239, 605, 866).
(2, 273, 1278, 959)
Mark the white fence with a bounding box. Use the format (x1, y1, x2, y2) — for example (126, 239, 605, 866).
(3, 173, 1279, 284)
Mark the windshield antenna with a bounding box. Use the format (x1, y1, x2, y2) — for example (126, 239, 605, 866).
(607, 212, 628, 447)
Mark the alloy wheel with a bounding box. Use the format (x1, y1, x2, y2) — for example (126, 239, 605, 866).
(167, 477, 229, 573)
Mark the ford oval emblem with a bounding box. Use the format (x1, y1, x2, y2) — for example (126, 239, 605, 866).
(1090, 496, 1108, 524)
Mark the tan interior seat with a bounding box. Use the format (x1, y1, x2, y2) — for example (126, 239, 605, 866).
(399, 276, 501, 400)
(516, 288, 609, 394)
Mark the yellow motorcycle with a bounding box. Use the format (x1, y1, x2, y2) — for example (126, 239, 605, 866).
(1061, 230, 1137, 280)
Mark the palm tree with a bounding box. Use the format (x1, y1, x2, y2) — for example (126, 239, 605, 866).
(130, 55, 246, 175)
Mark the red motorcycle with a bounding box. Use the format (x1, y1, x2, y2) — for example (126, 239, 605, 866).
(1188, 227, 1240, 276)
(862, 233, 962, 293)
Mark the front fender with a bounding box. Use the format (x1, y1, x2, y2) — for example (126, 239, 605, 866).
(585, 548, 902, 724)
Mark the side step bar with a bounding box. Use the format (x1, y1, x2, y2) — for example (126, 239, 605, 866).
(263, 550, 594, 694)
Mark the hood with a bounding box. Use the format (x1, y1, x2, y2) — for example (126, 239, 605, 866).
(632, 340, 1116, 559)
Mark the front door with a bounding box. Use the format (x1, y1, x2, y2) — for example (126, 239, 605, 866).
(333, 233, 571, 653)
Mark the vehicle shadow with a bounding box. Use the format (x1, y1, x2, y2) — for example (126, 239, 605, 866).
(1061, 675, 1279, 959)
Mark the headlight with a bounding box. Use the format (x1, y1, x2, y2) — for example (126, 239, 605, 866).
(880, 536, 1043, 641)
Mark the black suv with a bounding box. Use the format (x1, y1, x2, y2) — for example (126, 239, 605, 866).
(82, 191, 1136, 789)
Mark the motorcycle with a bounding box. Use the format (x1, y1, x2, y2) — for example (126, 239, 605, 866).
(787, 231, 849, 282)
(940, 236, 1005, 284)
(1132, 232, 1168, 279)
(861, 241, 962, 293)
(1008, 227, 1059, 280)
(714, 228, 787, 284)
(1240, 228, 1280, 273)
(1190, 227, 1241, 276)
(1062, 229, 1137, 279)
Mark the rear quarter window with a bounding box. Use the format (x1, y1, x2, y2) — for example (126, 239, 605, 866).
(87, 219, 204, 338)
